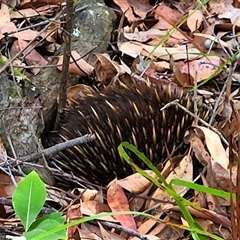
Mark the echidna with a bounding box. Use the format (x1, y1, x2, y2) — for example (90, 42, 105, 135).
(47, 78, 209, 186)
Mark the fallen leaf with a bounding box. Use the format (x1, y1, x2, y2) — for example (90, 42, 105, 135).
(117, 170, 155, 194)
(187, 10, 203, 32)
(197, 126, 229, 170)
(57, 51, 94, 76)
(107, 179, 137, 231)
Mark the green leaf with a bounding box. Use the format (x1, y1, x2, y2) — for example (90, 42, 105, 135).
(29, 212, 65, 231)
(0, 54, 6, 65)
(12, 171, 46, 231)
(117, 142, 215, 239)
(171, 179, 236, 200)
(24, 219, 66, 240)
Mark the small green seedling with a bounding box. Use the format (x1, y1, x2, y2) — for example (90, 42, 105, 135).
(12, 171, 66, 240)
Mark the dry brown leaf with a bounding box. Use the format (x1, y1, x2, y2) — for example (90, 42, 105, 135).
(187, 10, 203, 32)
(11, 5, 59, 19)
(221, 114, 240, 139)
(92, 188, 104, 204)
(131, 235, 161, 240)
(82, 223, 125, 240)
(176, 56, 223, 83)
(154, 5, 183, 25)
(98, 222, 114, 240)
(79, 229, 102, 240)
(45, 187, 69, 207)
(221, 101, 233, 122)
(201, 174, 217, 211)
(73, 188, 99, 202)
(140, 61, 159, 79)
(230, 9, 240, 26)
(117, 41, 143, 58)
(129, 184, 152, 212)
(169, 206, 231, 228)
(57, 51, 94, 76)
(113, 0, 139, 22)
(0, 174, 12, 200)
(11, 9, 41, 19)
(147, 156, 193, 209)
(66, 204, 82, 238)
(81, 201, 115, 222)
(118, 41, 201, 60)
(186, 129, 211, 166)
(129, 0, 152, 19)
(16, 39, 48, 74)
(212, 162, 237, 190)
(170, 55, 192, 87)
(148, 215, 176, 237)
(124, 28, 170, 42)
(117, 170, 155, 194)
(94, 53, 124, 85)
(200, 208, 231, 228)
(208, 0, 233, 15)
(0, 22, 17, 40)
(151, 15, 171, 29)
(166, 155, 193, 196)
(137, 213, 162, 235)
(197, 126, 229, 170)
(152, 19, 187, 41)
(154, 61, 170, 72)
(20, 0, 65, 8)
(194, 33, 229, 48)
(107, 180, 137, 231)
(143, 44, 201, 60)
(0, 174, 11, 187)
(0, 3, 10, 25)
(114, 0, 152, 22)
(15, 29, 38, 41)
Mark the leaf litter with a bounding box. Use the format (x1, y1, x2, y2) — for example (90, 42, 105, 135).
(0, 0, 240, 239)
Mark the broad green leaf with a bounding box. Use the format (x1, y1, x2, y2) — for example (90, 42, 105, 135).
(29, 212, 65, 231)
(24, 219, 66, 240)
(12, 171, 46, 231)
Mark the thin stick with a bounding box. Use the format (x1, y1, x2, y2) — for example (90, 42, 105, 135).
(8, 134, 96, 164)
(54, 0, 75, 129)
(161, 100, 229, 146)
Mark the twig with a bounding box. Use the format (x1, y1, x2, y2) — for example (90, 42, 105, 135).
(11, 134, 95, 164)
(5, 5, 88, 36)
(54, 0, 75, 129)
(161, 100, 229, 146)
(100, 221, 150, 240)
(0, 10, 63, 74)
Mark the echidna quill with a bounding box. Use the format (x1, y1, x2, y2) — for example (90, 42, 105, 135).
(46, 79, 209, 186)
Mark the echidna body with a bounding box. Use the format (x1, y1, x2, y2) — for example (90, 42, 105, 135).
(48, 79, 208, 185)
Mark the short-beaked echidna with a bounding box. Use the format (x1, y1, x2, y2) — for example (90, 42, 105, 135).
(47, 79, 209, 186)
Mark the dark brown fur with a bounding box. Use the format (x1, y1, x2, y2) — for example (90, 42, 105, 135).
(47, 80, 208, 186)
